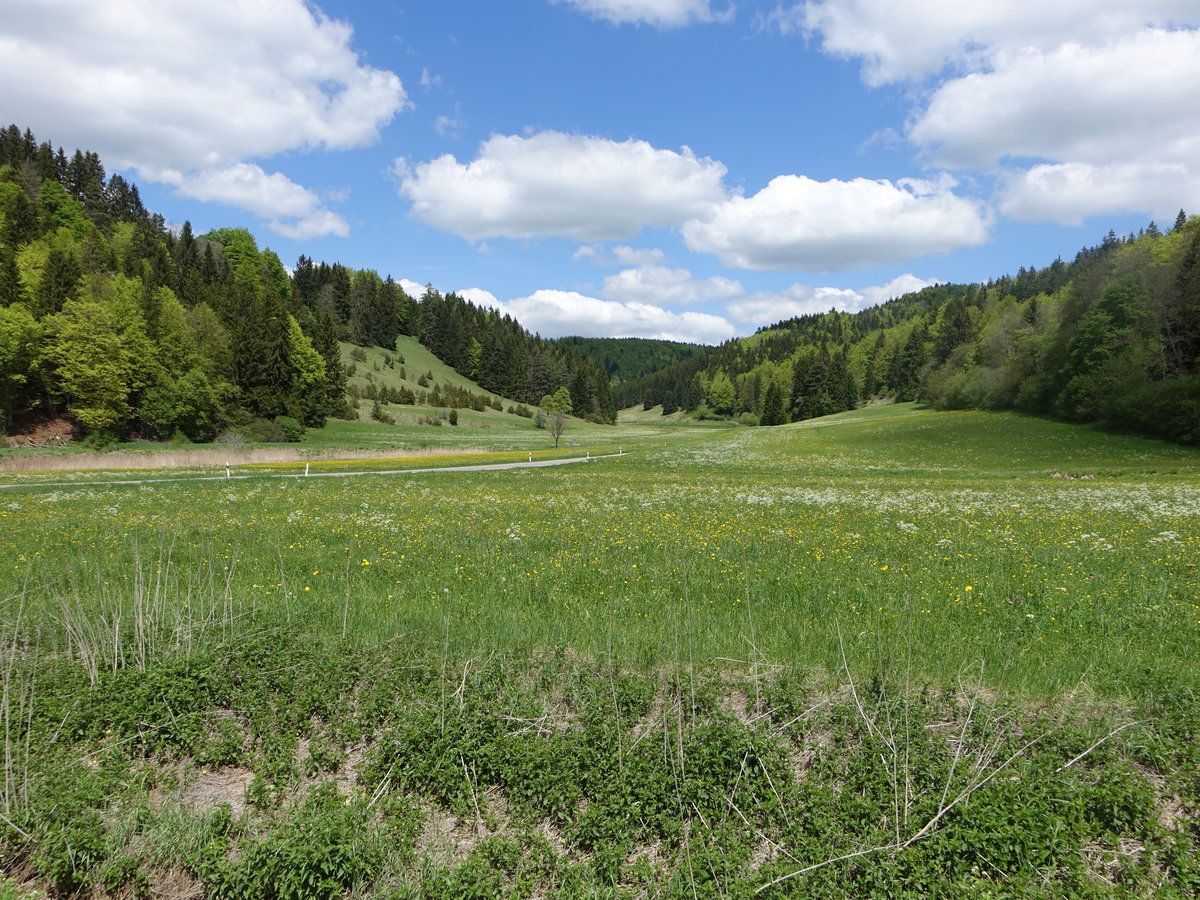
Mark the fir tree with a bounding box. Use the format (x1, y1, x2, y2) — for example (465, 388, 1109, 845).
(760, 381, 786, 425)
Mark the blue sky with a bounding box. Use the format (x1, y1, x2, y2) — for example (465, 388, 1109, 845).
(5, 0, 1199, 343)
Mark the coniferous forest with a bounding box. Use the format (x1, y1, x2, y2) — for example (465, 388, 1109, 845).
(0, 125, 615, 444)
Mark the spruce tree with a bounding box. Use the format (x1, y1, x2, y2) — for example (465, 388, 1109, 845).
(760, 381, 785, 425)
(311, 308, 349, 418)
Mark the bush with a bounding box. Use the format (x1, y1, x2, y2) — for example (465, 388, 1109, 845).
(246, 418, 287, 443)
(371, 401, 395, 425)
(448, 409, 458, 426)
(274, 416, 305, 442)
(81, 430, 117, 451)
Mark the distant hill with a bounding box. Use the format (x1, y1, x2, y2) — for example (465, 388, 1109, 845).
(616, 217, 1200, 444)
(554, 336, 706, 382)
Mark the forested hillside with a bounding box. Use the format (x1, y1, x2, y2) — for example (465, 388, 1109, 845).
(556, 335, 706, 383)
(289, 258, 616, 422)
(619, 219, 1200, 443)
(0, 125, 615, 443)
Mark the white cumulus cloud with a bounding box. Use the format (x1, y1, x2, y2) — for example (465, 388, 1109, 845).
(0, 0, 407, 234)
(998, 162, 1200, 226)
(682, 174, 990, 270)
(910, 30, 1200, 170)
(859, 273, 943, 306)
(395, 131, 728, 242)
(500, 290, 736, 343)
(725, 273, 940, 325)
(782, 0, 1195, 85)
(785, 1, 1200, 225)
(574, 245, 667, 266)
(552, 0, 734, 28)
(398, 279, 429, 300)
(168, 164, 349, 240)
(908, 29, 1200, 222)
(603, 266, 743, 305)
(457, 288, 504, 310)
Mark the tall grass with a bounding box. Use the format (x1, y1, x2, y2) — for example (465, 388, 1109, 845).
(0, 443, 503, 474)
(3, 405, 1197, 697)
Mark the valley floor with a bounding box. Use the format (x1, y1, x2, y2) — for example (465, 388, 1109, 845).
(2, 405, 1198, 897)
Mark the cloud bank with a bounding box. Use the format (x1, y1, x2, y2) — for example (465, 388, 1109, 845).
(0, 0, 407, 237)
(782, 0, 1200, 225)
(683, 175, 989, 270)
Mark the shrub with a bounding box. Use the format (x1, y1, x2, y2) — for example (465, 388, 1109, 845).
(80, 427, 117, 450)
(245, 418, 286, 443)
(274, 415, 305, 442)
(371, 401, 395, 425)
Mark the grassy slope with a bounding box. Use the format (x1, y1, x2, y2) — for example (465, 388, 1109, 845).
(2, 405, 1199, 897)
(343, 335, 503, 408)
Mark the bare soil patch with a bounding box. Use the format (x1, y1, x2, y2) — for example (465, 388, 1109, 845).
(180, 767, 255, 817)
(3, 414, 76, 448)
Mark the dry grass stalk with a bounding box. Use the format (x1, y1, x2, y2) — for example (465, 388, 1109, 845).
(0, 444, 489, 474)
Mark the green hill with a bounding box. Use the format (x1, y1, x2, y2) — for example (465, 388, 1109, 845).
(617, 219, 1200, 446)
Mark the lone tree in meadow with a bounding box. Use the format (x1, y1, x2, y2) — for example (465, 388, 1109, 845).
(540, 386, 572, 447)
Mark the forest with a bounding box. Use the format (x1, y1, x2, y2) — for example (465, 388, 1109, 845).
(0, 125, 614, 445)
(618, 219, 1200, 443)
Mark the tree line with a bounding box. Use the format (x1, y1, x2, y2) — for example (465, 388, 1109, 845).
(616, 216, 1200, 442)
(1, 126, 345, 441)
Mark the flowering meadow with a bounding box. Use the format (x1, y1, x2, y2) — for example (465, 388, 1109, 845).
(5, 403, 1197, 695)
(2, 404, 1199, 897)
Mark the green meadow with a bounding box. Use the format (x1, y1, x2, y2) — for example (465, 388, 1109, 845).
(2, 406, 1199, 897)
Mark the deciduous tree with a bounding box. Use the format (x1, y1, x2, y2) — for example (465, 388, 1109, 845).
(541, 386, 572, 447)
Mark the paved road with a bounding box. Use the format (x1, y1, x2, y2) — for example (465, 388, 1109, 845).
(0, 452, 624, 491)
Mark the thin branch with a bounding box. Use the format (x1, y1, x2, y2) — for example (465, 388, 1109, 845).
(1055, 721, 1143, 773)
